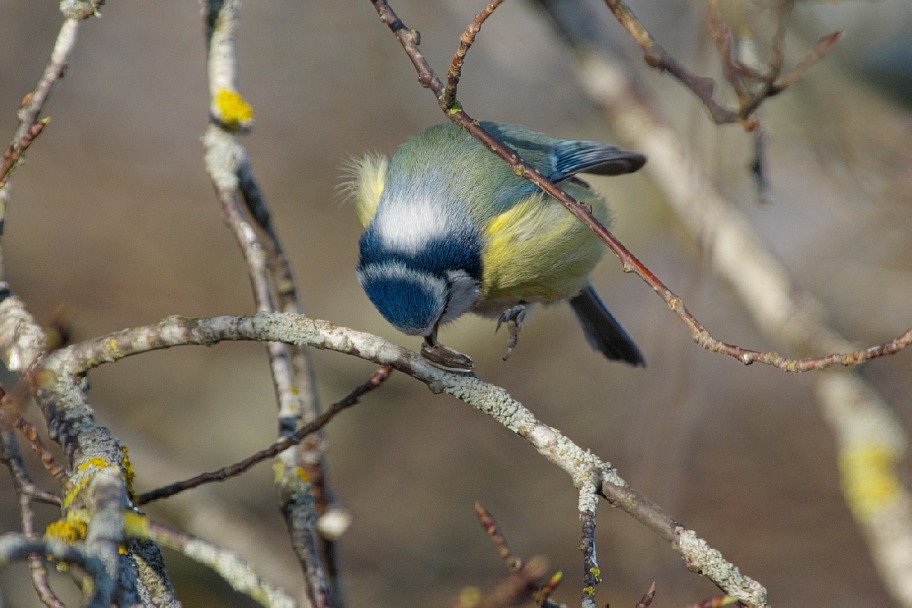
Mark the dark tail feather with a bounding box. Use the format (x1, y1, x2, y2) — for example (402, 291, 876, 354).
(569, 285, 645, 367)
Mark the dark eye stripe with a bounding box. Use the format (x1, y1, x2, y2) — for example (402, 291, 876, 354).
(359, 230, 483, 283)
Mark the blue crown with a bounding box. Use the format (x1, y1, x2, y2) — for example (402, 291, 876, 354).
(357, 262, 446, 336)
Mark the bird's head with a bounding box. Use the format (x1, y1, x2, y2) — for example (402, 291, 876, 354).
(356, 259, 480, 337)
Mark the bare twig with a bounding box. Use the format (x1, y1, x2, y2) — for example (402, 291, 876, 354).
(600, 0, 839, 128)
(12, 415, 67, 483)
(453, 556, 551, 608)
(473, 501, 563, 608)
(442, 0, 506, 110)
(0, 535, 111, 608)
(0, 120, 48, 188)
(772, 31, 842, 94)
(474, 501, 521, 570)
(635, 581, 657, 608)
(136, 366, 391, 504)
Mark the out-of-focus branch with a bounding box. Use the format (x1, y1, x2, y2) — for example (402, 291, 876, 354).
(149, 521, 297, 608)
(29, 311, 770, 606)
(473, 502, 563, 607)
(580, 46, 912, 608)
(0, 534, 111, 608)
(201, 1, 338, 605)
(527, 3, 912, 605)
(452, 556, 552, 608)
(601, 0, 840, 129)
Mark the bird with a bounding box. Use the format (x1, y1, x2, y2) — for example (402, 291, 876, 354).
(347, 120, 645, 370)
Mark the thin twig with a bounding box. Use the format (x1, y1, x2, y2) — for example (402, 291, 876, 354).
(13, 415, 68, 483)
(0, 120, 48, 188)
(453, 556, 552, 608)
(473, 501, 564, 608)
(706, 0, 745, 105)
(136, 366, 391, 504)
(474, 501, 521, 570)
(0, 536, 111, 607)
(635, 581, 657, 608)
(600, 0, 838, 129)
(442, 0, 506, 110)
(771, 31, 842, 94)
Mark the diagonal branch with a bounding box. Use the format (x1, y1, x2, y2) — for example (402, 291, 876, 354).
(369, 0, 911, 372)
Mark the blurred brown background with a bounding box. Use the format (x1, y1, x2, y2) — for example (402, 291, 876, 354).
(1, 1, 911, 606)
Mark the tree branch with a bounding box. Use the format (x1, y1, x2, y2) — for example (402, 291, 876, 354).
(30, 311, 770, 605)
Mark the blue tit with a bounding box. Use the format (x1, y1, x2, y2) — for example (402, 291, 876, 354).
(348, 121, 645, 370)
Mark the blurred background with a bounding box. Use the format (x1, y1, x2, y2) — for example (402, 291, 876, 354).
(1, 0, 911, 606)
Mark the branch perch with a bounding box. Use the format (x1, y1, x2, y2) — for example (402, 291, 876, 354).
(29, 312, 770, 606)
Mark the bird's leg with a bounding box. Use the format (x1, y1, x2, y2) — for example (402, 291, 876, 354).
(420, 327, 474, 371)
(496, 303, 527, 361)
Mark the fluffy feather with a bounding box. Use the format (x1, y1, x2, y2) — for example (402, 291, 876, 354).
(341, 152, 388, 228)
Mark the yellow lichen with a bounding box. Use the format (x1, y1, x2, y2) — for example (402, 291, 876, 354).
(839, 444, 902, 521)
(123, 511, 150, 539)
(214, 89, 255, 132)
(121, 447, 135, 495)
(63, 458, 121, 509)
(45, 514, 88, 544)
(458, 586, 481, 607)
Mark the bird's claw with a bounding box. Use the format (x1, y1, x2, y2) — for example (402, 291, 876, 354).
(496, 303, 527, 361)
(421, 338, 474, 371)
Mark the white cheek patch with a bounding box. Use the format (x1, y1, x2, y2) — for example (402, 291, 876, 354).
(373, 198, 453, 254)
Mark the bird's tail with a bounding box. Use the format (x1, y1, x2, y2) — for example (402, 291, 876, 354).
(569, 285, 645, 367)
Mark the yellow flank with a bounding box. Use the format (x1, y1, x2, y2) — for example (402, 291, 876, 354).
(839, 443, 902, 521)
(347, 153, 388, 228)
(481, 183, 610, 307)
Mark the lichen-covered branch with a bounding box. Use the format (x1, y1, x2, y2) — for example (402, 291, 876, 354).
(201, 1, 336, 603)
(30, 311, 769, 604)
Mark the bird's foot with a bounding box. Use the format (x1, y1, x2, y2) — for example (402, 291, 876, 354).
(421, 337, 474, 371)
(495, 303, 527, 361)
